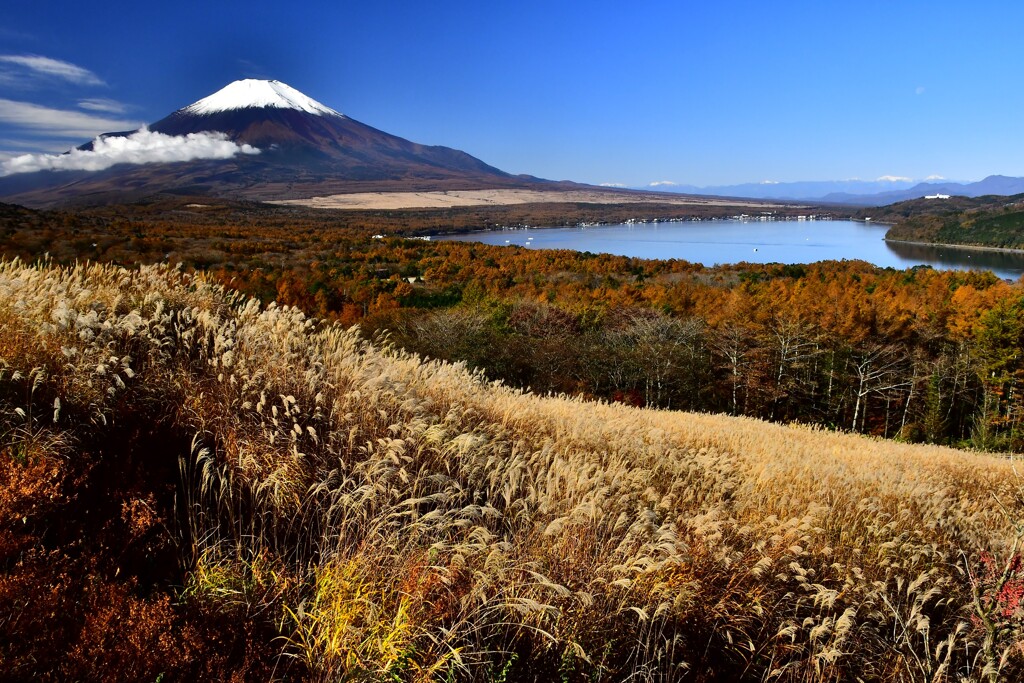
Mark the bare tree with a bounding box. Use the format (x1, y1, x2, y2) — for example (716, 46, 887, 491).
(710, 322, 754, 415)
(850, 343, 911, 433)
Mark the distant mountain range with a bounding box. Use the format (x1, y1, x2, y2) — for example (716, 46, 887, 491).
(0, 79, 552, 207)
(651, 176, 1024, 206)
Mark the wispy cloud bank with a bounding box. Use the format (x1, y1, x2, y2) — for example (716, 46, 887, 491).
(0, 127, 260, 176)
(0, 55, 105, 86)
(0, 137, 71, 152)
(648, 180, 677, 187)
(925, 174, 945, 181)
(77, 98, 128, 114)
(599, 182, 625, 188)
(0, 56, 144, 161)
(876, 175, 912, 182)
(0, 98, 139, 138)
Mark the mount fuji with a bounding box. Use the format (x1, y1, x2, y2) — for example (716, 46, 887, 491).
(0, 79, 546, 207)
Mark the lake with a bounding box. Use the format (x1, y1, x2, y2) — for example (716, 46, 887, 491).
(432, 219, 1024, 280)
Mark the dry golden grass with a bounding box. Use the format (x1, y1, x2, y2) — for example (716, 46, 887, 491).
(2, 257, 1023, 681)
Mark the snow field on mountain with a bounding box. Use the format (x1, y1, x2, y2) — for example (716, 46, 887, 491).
(181, 79, 343, 117)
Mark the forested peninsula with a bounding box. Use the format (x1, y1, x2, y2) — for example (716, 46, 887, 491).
(880, 193, 1024, 251)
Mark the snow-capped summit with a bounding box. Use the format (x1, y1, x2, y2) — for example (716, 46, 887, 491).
(180, 79, 343, 117)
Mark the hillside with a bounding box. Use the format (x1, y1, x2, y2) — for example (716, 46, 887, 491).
(2, 259, 1023, 681)
(858, 194, 1018, 225)
(888, 212, 1024, 250)
(860, 192, 1024, 251)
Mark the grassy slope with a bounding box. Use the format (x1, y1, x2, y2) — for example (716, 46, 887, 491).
(2, 259, 1023, 681)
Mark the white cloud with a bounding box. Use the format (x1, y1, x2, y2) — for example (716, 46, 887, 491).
(876, 175, 912, 182)
(925, 174, 945, 181)
(0, 127, 260, 176)
(77, 98, 128, 114)
(0, 98, 139, 138)
(0, 96, 140, 139)
(0, 137, 70, 152)
(648, 180, 677, 187)
(599, 182, 625, 188)
(0, 55, 105, 86)
(760, 180, 779, 185)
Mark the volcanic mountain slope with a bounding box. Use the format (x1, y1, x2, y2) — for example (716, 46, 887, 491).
(0, 79, 547, 207)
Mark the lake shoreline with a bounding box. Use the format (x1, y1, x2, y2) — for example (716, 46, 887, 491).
(432, 220, 1024, 280)
(884, 238, 1024, 256)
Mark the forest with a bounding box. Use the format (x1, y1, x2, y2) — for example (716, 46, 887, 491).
(3, 198, 1024, 451)
(881, 193, 1024, 250)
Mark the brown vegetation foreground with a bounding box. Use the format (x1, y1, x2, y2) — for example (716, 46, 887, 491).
(2, 259, 1024, 682)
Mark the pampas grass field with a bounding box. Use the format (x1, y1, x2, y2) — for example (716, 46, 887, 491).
(2, 258, 1023, 681)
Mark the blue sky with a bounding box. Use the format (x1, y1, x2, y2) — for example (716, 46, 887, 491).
(2, 1, 1023, 186)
